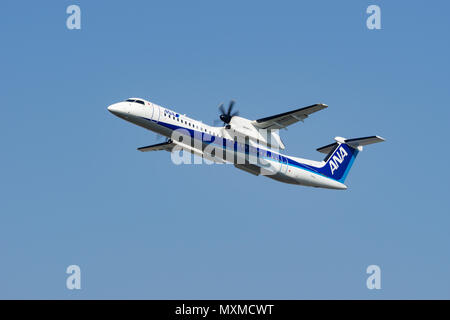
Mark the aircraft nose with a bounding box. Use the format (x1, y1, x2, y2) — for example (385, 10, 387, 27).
(107, 103, 120, 114)
(108, 103, 129, 117)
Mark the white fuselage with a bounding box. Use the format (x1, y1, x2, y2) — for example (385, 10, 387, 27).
(108, 99, 347, 190)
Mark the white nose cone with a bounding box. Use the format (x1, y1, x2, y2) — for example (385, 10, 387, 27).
(107, 103, 121, 114)
(107, 103, 129, 118)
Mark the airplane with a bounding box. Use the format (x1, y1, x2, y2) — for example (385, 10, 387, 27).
(107, 98, 385, 190)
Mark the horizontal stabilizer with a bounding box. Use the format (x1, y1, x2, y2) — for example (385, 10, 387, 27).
(345, 136, 385, 148)
(317, 135, 385, 154)
(317, 142, 339, 155)
(137, 140, 174, 152)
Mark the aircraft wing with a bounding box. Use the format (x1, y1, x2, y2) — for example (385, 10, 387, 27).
(137, 140, 174, 152)
(234, 163, 261, 176)
(252, 104, 328, 130)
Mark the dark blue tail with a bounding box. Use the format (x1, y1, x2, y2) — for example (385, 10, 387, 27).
(315, 136, 385, 183)
(318, 143, 359, 183)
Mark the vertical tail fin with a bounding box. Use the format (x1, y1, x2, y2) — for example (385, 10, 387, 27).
(316, 136, 385, 183)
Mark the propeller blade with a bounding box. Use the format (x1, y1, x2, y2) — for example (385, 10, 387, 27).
(218, 103, 226, 115)
(217, 100, 239, 125)
(227, 100, 235, 115)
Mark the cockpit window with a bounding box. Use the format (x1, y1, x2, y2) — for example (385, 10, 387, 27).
(125, 99, 145, 105)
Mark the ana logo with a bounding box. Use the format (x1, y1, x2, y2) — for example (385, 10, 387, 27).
(329, 146, 348, 175)
(164, 109, 179, 118)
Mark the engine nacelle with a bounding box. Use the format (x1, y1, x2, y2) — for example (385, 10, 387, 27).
(226, 116, 285, 150)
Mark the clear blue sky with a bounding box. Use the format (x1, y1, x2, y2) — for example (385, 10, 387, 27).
(1, 0, 449, 299)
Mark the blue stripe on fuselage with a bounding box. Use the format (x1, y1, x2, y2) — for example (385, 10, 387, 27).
(141, 117, 342, 182)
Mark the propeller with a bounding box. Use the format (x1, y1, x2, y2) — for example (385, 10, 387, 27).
(218, 100, 239, 126)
